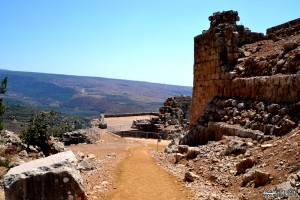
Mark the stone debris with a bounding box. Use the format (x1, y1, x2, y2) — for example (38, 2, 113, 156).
(78, 160, 93, 171)
(107, 153, 116, 158)
(241, 171, 255, 187)
(175, 153, 185, 163)
(0, 130, 21, 146)
(177, 145, 189, 154)
(185, 171, 199, 182)
(235, 158, 255, 175)
(254, 170, 270, 187)
(261, 143, 273, 150)
(3, 150, 85, 200)
(18, 150, 28, 157)
(63, 128, 100, 145)
(186, 147, 200, 159)
(89, 114, 107, 129)
(131, 95, 191, 139)
(224, 140, 249, 156)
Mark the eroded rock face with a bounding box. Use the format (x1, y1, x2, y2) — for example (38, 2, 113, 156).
(4, 150, 85, 200)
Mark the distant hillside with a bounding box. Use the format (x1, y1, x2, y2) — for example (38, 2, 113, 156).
(0, 69, 192, 117)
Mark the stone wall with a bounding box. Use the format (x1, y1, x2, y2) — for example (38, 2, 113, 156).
(267, 18, 300, 39)
(159, 95, 191, 125)
(187, 10, 300, 145)
(104, 112, 160, 118)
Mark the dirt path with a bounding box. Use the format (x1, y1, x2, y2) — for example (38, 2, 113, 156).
(103, 145, 191, 200)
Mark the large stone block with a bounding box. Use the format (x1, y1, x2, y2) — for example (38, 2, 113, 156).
(4, 150, 85, 200)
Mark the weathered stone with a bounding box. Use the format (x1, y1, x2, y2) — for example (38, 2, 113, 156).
(261, 143, 273, 150)
(76, 151, 85, 161)
(224, 140, 247, 156)
(241, 171, 255, 187)
(78, 160, 93, 171)
(237, 103, 245, 109)
(18, 150, 28, 157)
(255, 102, 265, 111)
(186, 147, 201, 159)
(107, 153, 117, 158)
(177, 145, 189, 154)
(175, 153, 185, 163)
(3, 150, 85, 200)
(236, 158, 255, 174)
(254, 170, 270, 187)
(0, 130, 21, 145)
(184, 171, 199, 182)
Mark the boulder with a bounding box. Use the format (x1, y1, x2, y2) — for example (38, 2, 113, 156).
(3, 150, 85, 200)
(241, 171, 255, 187)
(254, 170, 270, 187)
(186, 147, 200, 159)
(236, 158, 255, 174)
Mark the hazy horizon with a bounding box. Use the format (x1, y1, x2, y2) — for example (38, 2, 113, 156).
(0, 68, 193, 87)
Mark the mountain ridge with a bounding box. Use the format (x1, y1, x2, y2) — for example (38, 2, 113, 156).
(0, 69, 192, 117)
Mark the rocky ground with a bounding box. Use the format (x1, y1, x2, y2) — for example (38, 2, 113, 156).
(155, 128, 300, 199)
(1, 117, 300, 199)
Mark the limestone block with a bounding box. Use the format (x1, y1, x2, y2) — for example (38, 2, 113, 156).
(4, 150, 85, 200)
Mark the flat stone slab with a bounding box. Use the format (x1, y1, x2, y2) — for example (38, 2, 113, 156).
(4, 150, 85, 200)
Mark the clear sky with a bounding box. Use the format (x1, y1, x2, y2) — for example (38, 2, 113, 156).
(0, 0, 299, 86)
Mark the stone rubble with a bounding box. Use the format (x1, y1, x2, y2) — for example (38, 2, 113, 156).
(62, 128, 100, 145)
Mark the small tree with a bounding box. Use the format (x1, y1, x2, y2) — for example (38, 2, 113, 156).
(0, 77, 7, 131)
(21, 112, 50, 155)
(21, 111, 74, 156)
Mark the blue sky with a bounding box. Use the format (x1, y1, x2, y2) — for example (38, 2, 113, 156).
(0, 0, 299, 86)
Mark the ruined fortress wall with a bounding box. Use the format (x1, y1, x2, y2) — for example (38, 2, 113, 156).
(267, 18, 300, 39)
(190, 11, 300, 128)
(190, 11, 240, 127)
(226, 75, 300, 103)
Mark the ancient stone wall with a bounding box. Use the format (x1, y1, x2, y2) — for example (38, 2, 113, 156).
(187, 10, 300, 146)
(104, 112, 160, 118)
(159, 95, 191, 124)
(267, 18, 300, 39)
(191, 10, 246, 127)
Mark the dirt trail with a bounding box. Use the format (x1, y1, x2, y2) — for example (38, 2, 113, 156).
(104, 145, 191, 200)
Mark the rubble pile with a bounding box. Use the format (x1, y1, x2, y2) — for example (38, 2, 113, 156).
(155, 132, 300, 199)
(233, 37, 300, 77)
(159, 95, 191, 126)
(62, 129, 100, 145)
(90, 114, 107, 129)
(199, 97, 300, 136)
(130, 95, 191, 139)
